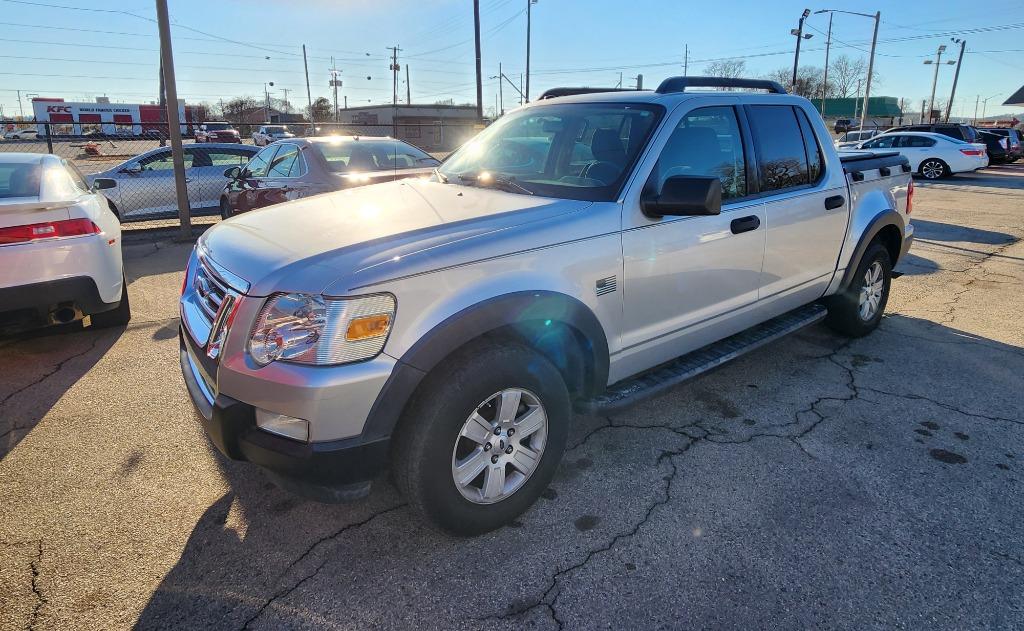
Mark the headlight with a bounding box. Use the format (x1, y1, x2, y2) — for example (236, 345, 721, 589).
(248, 293, 395, 366)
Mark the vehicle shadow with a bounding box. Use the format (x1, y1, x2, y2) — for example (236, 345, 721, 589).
(0, 325, 122, 460)
(917, 165, 1024, 193)
(910, 218, 1016, 246)
(133, 313, 1024, 629)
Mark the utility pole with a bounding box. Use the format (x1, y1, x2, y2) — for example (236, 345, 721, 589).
(921, 99, 927, 125)
(498, 62, 504, 115)
(859, 10, 880, 132)
(474, 0, 483, 121)
(944, 38, 966, 123)
(973, 94, 980, 125)
(155, 0, 191, 240)
(853, 79, 861, 120)
(683, 44, 688, 76)
(790, 8, 812, 91)
(520, 74, 524, 105)
(281, 88, 291, 113)
(926, 44, 947, 123)
(303, 44, 313, 132)
(330, 58, 341, 123)
(820, 13, 832, 117)
(389, 45, 401, 137)
(17, 90, 24, 119)
(632, 74, 644, 90)
(406, 64, 411, 104)
(525, 0, 534, 102)
(616, 72, 622, 88)
(157, 60, 166, 146)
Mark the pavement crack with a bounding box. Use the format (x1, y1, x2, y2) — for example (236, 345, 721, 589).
(0, 333, 106, 412)
(28, 539, 45, 631)
(241, 503, 405, 630)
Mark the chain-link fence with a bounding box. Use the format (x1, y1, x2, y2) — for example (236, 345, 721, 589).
(1, 118, 480, 223)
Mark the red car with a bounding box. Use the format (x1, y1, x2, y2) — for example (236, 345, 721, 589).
(219, 136, 441, 217)
(196, 122, 241, 144)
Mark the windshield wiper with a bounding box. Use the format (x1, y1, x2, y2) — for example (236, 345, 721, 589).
(454, 171, 534, 195)
(433, 167, 449, 183)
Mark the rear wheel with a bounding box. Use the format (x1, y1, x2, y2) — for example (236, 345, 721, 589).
(824, 242, 891, 337)
(919, 158, 948, 180)
(393, 342, 570, 536)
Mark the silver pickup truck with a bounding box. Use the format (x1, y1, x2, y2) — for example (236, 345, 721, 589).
(179, 77, 913, 535)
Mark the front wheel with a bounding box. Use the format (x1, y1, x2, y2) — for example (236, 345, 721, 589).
(393, 342, 570, 536)
(919, 158, 949, 180)
(824, 242, 892, 337)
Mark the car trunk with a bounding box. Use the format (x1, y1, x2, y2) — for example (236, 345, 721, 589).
(0, 198, 72, 229)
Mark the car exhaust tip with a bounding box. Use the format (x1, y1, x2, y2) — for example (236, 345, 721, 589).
(50, 306, 81, 325)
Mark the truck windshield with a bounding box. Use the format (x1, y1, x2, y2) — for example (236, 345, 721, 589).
(438, 102, 663, 201)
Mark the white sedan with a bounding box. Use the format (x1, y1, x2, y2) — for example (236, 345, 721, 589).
(0, 153, 129, 332)
(252, 125, 295, 146)
(3, 128, 38, 140)
(855, 131, 988, 180)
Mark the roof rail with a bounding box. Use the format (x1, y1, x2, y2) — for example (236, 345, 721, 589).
(538, 87, 641, 100)
(655, 76, 787, 95)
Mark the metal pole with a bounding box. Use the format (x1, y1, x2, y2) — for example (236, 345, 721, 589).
(331, 57, 339, 123)
(791, 10, 809, 91)
(683, 44, 688, 76)
(158, 60, 167, 147)
(927, 46, 944, 123)
(155, 0, 191, 240)
(17, 90, 24, 119)
(944, 39, 966, 123)
(406, 64, 411, 104)
(921, 99, 927, 125)
(498, 62, 504, 115)
(474, 0, 483, 120)
(859, 10, 879, 132)
(821, 13, 832, 117)
(973, 95, 979, 125)
(525, 0, 531, 102)
(303, 45, 313, 132)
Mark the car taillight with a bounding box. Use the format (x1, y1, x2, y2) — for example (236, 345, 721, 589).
(0, 218, 101, 245)
(906, 179, 914, 215)
(960, 148, 984, 156)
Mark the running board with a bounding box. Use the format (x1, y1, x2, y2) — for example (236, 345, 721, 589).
(580, 303, 828, 414)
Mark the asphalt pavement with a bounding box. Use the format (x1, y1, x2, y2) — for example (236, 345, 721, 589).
(1, 165, 1022, 630)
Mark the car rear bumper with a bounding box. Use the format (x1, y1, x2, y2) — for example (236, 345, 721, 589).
(179, 328, 390, 498)
(0, 276, 121, 327)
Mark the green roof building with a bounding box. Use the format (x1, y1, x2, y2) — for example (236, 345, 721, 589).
(810, 97, 903, 119)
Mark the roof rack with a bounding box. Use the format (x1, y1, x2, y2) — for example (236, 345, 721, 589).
(655, 76, 787, 95)
(538, 87, 641, 100)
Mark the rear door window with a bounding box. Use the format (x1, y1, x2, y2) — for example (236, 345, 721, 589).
(268, 143, 302, 177)
(747, 105, 809, 192)
(795, 108, 824, 183)
(900, 136, 936, 148)
(863, 135, 898, 149)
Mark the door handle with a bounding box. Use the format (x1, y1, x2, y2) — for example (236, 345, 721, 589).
(730, 215, 760, 235)
(824, 195, 845, 210)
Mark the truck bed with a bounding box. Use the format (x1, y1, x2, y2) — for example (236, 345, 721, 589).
(838, 150, 911, 177)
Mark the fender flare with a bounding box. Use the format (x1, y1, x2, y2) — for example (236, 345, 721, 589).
(838, 209, 905, 292)
(360, 291, 610, 442)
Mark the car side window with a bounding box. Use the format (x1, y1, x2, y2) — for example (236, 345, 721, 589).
(901, 136, 936, 148)
(246, 146, 277, 178)
(648, 105, 747, 200)
(864, 135, 897, 149)
(795, 108, 824, 184)
(747, 105, 808, 192)
(268, 144, 301, 177)
(138, 150, 193, 172)
(204, 149, 255, 166)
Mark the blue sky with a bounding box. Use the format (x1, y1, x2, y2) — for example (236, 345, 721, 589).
(1, 0, 1022, 120)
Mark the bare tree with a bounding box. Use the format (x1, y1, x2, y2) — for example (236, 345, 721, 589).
(763, 66, 824, 99)
(704, 59, 747, 89)
(828, 55, 880, 99)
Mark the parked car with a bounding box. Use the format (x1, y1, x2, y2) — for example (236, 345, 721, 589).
(196, 122, 241, 144)
(220, 136, 441, 217)
(883, 122, 981, 144)
(0, 154, 128, 333)
(978, 130, 1011, 164)
(85, 144, 259, 219)
(855, 131, 987, 179)
(835, 129, 879, 149)
(3, 129, 38, 140)
(252, 125, 295, 146)
(979, 127, 1022, 162)
(179, 77, 914, 535)
(833, 118, 855, 133)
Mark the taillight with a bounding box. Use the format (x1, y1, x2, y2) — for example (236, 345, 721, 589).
(906, 179, 914, 215)
(0, 218, 101, 245)
(960, 148, 984, 156)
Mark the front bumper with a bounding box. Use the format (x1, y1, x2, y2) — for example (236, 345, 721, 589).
(179, 328, 391, 494)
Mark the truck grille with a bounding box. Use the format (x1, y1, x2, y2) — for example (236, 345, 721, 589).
(194, 260, 229, 324)
(180, 248, 248, 353)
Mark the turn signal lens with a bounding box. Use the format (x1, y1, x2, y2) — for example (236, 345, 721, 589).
(346, 313, 391, 341)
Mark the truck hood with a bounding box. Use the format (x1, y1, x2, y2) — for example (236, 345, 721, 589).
(199, 178, 593, 296)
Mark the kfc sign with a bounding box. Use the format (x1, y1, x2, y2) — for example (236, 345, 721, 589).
(47, 106, 72, 113)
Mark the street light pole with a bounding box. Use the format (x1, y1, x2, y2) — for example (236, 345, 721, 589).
(790, 9, 812, 92)
(859, 11, 879, 131)
(925, 44, 947, 123)
(820, 12, 832, 117)
(944, 38, 966, 123)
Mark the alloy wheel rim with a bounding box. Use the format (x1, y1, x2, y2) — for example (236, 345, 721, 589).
(451, 388, 548, 505)
(922, 161, 943, 179)
(858, 261, 885, 321)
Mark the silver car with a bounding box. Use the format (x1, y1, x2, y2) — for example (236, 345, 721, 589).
(86, 144, 258, 220)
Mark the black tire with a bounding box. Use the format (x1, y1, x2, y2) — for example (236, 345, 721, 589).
(393, 341, 571, 536)
(220, 198, 232, 220)
(918, 158, 949, 180)
(824, 242, 892, 338)
(90, 278, 131, 328)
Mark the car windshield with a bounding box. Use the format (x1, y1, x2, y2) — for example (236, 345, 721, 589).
(0, 162, 41, 199)
(266, 126, 287, 133)
(206, 123, 232, 131)
(438, 102, 663, 201)
(315, 139, 436, 172)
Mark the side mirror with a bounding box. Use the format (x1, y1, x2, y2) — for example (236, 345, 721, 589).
(92, 178, 117, 191)
(641, 175, 722, 218)
(223, 166, 241, 179)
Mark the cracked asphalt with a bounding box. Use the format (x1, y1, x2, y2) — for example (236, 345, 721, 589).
(2, 164, 1023, 630)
